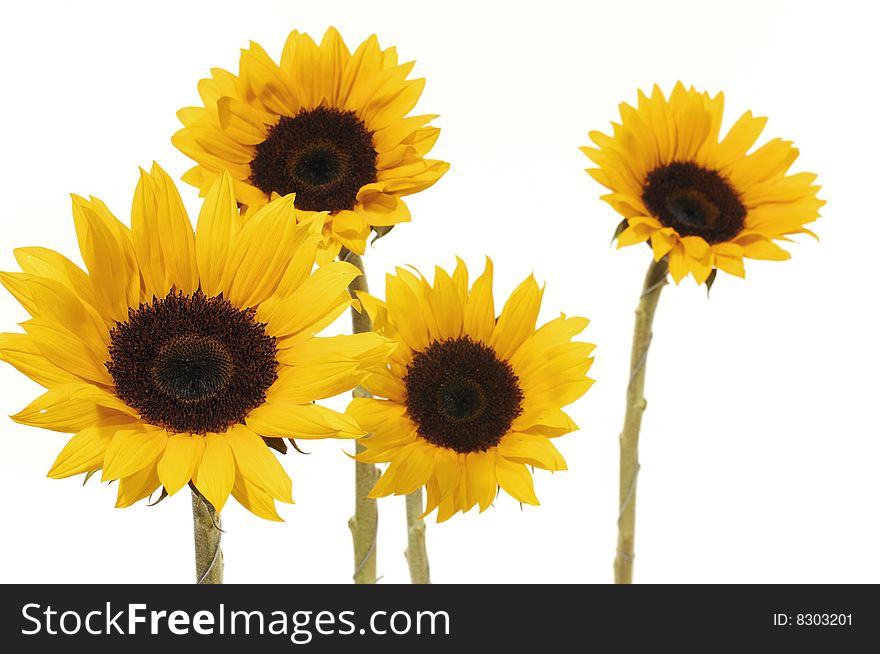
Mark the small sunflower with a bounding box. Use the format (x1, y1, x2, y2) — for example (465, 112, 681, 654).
(0, 165, 391, 520)
(173, 27, 449, 261)
(582, 83, 824, 283)
(348, 259, 594, 521)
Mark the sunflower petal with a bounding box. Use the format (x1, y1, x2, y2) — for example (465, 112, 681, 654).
(225, 424, 293, 503)
(192, 433, 235, 512)
(495, 455, 539, 505)
(102, 426, 167, 481)
(231, 464, 284, 521)
(116, 461, 162, 508)
(498, 433, 567, 471)
(47, 424, 121, 479)
(264, 261, 359, 337)
(195, 171, 240, 296)
(491, 275, 544, 360)
(247, 402, 365, 440)
(157, 433, 205, 495)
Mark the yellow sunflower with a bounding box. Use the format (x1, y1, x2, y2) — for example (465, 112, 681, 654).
(173, 27, 449, 261)
(582, 83, 824, 283)
(0, 165, 392, 520)
(348, 259, 594, 522)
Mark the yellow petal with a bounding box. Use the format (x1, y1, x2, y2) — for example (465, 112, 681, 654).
(427, 266, 464, 341)
(16, 276, 108, 357)
(264, 261, 359, 337)
(491, 275, 544, 360)
(231, 463, 284, 521)
(193, 433, 235, 512)
(736, 235, 791, 261)
(222, 195, 313, 308)
(116, 461, 162, 508)
(361, 370, 406, 402)
(102, 426, 167, 481)
(651, 228, 677, 260)
(247, 401, 365, 440)
(131, 164, 199, 298)
(70, 195, 139, 324)
(0, 332, 80, 388)
(465, 451, 496, 512)
(12, 383, 132, 433)
(431, 448, 462, 499)
(47, 424, 121, 478)
(240, 41, 299, 115)
(216, 96, 270, 144)
(511, 408, 579, 438)
(384, 269, 430, 351)
(617, 224, 653, 248)
(498, 433, 567, 471)
(496, 455, 539, 505)
(346, 397, 407, 433)
(715, 254, 746, 278)
(256, 214, 324, 316)
(463, 257, 495, 344)
(713, 111, 767, 166)
(14, 247, 99, 312)
(22, 318, 109, 385)
(225, 424, 292, 503)
(667, 245, 689, 284)
(272, 333, 394, 403)
(0, 271, 40, 316)
(509, 314, 590, 378)
(368, 442, 433, 497)
(157, 433, 205, 495)
(195, 171, 240, 297)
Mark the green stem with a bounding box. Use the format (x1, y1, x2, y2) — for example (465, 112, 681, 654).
(614, 256, 668, 584)
(191, 489, 223, 584)
(345, 251, 380, 584)
(404, 488, 430, 583)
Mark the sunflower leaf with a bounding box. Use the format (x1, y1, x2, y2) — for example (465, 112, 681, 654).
(263, 436, 288, 455)
(611, 219, 629, 244)
(705, 268, 718, 297)
(289, 438, 311, 455)
(371, 225, 395, 246)
(148, 487, 169, 507)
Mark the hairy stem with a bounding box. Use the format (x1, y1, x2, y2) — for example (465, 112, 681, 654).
(404, 488, 430, 584)
(191, 489, 223, 584)
(345, 251, 380, 584)
(614, 256, 668, 584)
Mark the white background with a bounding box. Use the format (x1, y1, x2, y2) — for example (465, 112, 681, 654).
(0, 0, 877, 584)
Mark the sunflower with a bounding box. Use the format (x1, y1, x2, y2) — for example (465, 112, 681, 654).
(581, 83, 824, 283)
(173, 27, 449, 261)
(347, 258, 594, 521)
(0, 165, 392, 520)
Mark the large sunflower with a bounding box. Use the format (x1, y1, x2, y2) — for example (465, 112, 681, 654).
(348, 259, 594, 521)
(0, 165, 391, 520)
(582, 83, 824, 283)
(173, 27, 449, 261)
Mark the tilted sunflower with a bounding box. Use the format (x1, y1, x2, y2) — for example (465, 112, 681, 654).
(581, 83, 824, 283)
(0, 165, 392, 520)
(173, 27, 449, 261)
(348, 259, 594, 521)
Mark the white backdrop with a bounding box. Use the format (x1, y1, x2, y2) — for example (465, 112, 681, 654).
(0, 0, 877, 584)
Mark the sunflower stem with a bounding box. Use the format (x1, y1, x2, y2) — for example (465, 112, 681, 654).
(345, 251, 381, 584)
(615, 256, 668, 584)
(191, 490, 224, 584)
(404, 488, 431, 584)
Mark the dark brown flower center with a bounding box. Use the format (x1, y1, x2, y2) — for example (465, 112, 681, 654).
(642, 162, 746, 244)
(404, 337, 523, 454)
(249, 107, 377, 213)
(107, 291, 277, 433)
